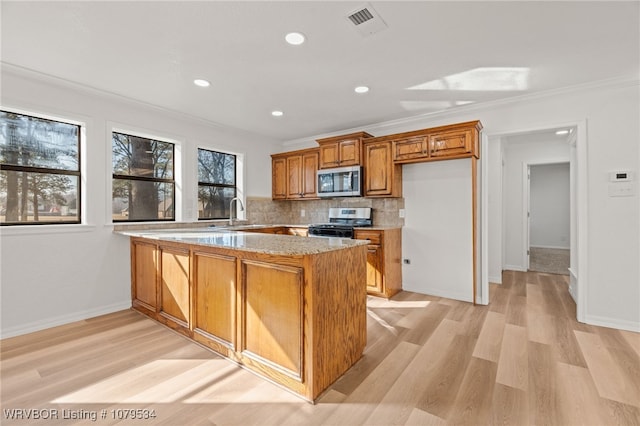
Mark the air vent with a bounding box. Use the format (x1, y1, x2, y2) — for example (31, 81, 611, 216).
(346, 4, 387, 37)
(348, 8, 374, 26)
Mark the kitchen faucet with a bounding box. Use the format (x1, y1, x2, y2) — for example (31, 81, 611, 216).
(229, 197, 244, 226)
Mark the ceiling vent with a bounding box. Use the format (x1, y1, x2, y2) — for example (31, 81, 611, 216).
(346, 4, 387, 37)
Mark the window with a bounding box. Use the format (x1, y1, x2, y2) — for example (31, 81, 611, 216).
(112, 132, 174, 222)
(0, 110, 81, 225)
(197, 149, 236, 220)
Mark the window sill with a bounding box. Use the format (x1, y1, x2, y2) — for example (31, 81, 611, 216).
(0, 224, 97, 237)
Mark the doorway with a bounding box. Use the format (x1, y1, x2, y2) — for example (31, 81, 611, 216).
(527, 162, 570, 275)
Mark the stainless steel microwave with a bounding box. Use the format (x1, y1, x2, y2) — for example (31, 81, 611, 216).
(317, 166, 362, 198)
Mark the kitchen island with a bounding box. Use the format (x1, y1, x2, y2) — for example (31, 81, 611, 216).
(119, 229, 368, 401)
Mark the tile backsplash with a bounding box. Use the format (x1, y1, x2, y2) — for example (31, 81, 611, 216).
(247, 197, 405, 227)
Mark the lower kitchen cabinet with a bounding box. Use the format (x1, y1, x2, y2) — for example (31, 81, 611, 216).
(192, 251, 237, 354)
(128, 235, 366, 402)
(354, 228, 402, 298)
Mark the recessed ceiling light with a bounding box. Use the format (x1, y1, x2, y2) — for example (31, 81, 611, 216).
(285, 32, 306, 45)
(354, 86, 370, 94)
(555, 129, 570, 135)
(193, 79, 210, 87)
(271, 110, 284, 117)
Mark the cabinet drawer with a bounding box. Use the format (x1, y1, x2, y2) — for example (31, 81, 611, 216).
(393, 137, 428, 161)
(429, 129, 472, 157)
(354, 230, 382, 245)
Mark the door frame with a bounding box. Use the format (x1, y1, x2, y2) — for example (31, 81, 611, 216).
(481, 120, 588, 323)
(524, 160, 571, 272)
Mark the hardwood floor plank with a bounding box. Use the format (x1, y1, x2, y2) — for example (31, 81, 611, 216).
(620, 329, 640, 358)
(472, 311, 506, 362)
(489, 383, 529, 426)
(574, 330, 640, 406)
(403, 407, 446, 425)
(322, 341, 420, 425)
(505, 294, 527, 327)
(448, 357, 498, 425)
(528, 341, 564, 426)
(556, 361, 611, 426)
(550, 317, 588, 367)
(496, 324, 528, 391)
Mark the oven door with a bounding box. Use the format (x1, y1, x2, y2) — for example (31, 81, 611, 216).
(317, 166, 362, 197)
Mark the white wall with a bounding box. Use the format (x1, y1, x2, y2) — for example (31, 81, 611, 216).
(502, 138, 570, 270)
(530, 163, 570, 249)
(402, 159, 474, 302)
(0, 69, 279, 338)
(487, 137, 503, 283)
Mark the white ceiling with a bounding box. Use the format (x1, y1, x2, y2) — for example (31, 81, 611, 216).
(2, 1, 638, 142)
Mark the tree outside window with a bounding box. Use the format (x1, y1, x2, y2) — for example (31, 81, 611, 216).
(198, 149, 236, 219)
(0, 110, 80, 225)
(112, 132, 174, 222)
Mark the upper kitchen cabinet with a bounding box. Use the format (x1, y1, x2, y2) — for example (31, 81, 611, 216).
(316, 131, 373, 169)
(363, 138, 402, 198)
(392, 120, 483, 164)
(271, 148, 319, 200)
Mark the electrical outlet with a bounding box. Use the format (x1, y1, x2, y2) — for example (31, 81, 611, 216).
(300, 209, 306, 217)
(403, 258, 411, 265)
(399, 209, 405, 218)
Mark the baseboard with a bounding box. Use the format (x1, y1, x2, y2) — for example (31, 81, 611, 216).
(530, 245, 570, 250)
(0, 300, 132, 339)
(489, 274, 503, 284)
(503, 264, 527, 272)
(584, 314, 640, 333)
(402, 284, 473, 303)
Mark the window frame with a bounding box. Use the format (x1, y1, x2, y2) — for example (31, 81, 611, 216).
(0, 109, 82, 226)
(111, 130, 176, 223)
(197, 148, 238, 221)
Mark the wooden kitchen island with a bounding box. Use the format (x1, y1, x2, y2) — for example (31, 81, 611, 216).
(121, 229, 368, 402)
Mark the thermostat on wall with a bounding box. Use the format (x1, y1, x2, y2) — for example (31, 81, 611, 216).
(609, 171, 633, 182)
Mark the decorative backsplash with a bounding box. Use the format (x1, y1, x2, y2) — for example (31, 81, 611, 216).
(246, 197, 405, 227)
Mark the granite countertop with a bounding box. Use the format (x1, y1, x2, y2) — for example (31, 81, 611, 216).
(117, 228, 367, 256)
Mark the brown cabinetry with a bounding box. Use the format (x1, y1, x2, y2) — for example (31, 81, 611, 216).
(391, 120, 482, 164)
(363, 139, 402, 197)
(271, 149, 318, 200)
(316, 131, 373, 169)
(129, 235, 366, 401)
(354, 228, 402, 298)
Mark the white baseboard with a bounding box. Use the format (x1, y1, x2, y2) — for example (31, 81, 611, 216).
(489, 274, 503, 284)
(0, 300, 132, 339)
(584, 315, 640, 333)
(402, 284, 473, 303)
(503, 264, 527, 272)
(530, 245, 571, 250)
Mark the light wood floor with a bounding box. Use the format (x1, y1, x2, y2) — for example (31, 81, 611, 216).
(2, 271, 639, 425)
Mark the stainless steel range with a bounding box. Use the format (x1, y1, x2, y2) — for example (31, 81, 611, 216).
(308, 207, 372, 238)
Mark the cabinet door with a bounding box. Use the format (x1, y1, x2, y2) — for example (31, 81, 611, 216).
(364, 142, 393, 196)
(193, 252, 236, 349)
(393, 136, 429, 161)
(286, 155, 303, 198)
(301, 151, 318, 198)
(241, 260, 304, 380)
(132, 240, 158, 313)
(159, 246, 190, 325)
(338, 139, 360, 166)
(319, 143, 340, 169)
(272, 157, 287, 200)
(365, 245, 384, 293)
(429, 129, 472, 158)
